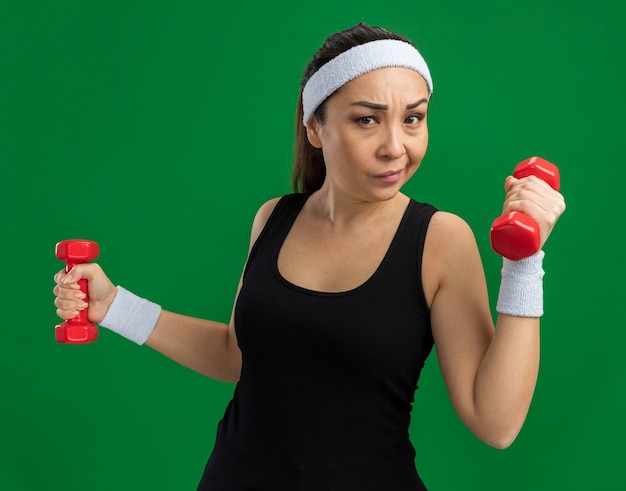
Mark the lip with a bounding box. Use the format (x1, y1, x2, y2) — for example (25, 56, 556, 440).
(374, 169, 403, 183)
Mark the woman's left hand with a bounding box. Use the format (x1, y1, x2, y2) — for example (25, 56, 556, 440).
(502, 174, 566, 249)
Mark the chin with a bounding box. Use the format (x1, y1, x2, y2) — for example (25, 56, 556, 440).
(368, 186, 403, 203)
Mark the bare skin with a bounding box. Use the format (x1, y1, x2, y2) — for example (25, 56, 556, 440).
(54, 67, 565, 449)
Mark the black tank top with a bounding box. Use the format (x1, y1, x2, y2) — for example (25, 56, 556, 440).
(198, 193, 438, 491)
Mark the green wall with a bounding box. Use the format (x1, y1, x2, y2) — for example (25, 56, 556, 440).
(2, 0, 624, 489)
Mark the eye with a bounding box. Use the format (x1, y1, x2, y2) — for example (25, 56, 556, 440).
(356, 116, 377, 126)
(405, 114, 425, 124)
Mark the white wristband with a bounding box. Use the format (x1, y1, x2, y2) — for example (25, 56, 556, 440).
(99, 286, 162, 344)
(496, 250, 545, 317)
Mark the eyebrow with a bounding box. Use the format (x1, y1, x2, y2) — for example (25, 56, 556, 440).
(350, 98, 428, 110)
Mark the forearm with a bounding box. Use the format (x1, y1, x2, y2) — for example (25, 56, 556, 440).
(146, 311, 241, 383)
(471, 252, 544, 447)
(472, 314, 540, 448)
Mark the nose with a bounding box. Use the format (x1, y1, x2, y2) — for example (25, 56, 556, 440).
(377, 124, 406, 160)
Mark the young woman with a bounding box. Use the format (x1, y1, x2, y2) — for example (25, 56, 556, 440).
(53, 22, 566, 490)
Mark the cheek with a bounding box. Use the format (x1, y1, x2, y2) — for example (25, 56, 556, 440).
(322, 131, 363, 164)
(408, 132, 428, 164)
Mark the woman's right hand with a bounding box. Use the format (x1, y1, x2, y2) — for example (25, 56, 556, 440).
(53, 264, 118, 324)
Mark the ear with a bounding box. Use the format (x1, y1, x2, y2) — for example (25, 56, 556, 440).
(305, 120, 323, 149)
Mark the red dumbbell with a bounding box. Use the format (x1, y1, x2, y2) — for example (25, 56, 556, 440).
(55, 239, 100, 344)
(490, 157, 560, 261)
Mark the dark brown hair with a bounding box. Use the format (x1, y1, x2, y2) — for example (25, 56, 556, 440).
(291, 23, 414, 193)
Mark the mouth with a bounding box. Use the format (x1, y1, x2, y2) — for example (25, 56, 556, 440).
(374, 169, 403, 183)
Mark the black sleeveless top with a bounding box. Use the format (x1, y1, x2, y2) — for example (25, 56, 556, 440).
(198, 194, 438, 491)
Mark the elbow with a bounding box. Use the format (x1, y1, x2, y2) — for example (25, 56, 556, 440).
(463, 402, 530, 449)
(197, 352, 242, 383)
(219, 371, 241, 384)
(478, 425, 522, 450)
(216, 356, 242, 383)
(201, 370, 240, 384)
(202, 363, 241, 383)
(485, 433, 517, 450)
(464, 411, 523, 449)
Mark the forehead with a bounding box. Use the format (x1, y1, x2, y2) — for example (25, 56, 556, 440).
(338, 67, 430, 100)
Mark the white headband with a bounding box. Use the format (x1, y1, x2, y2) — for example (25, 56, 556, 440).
(302, 39, 433, 125)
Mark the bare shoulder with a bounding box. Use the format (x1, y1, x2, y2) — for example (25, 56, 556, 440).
(423, 211, 483, 305)
(249, 197, 282, 249)
(426, 211, 477, 253)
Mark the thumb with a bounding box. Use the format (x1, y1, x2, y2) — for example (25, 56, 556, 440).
(60, 264, 95, 286)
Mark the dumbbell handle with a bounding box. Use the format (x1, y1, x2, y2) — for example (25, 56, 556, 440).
(490, 157, 560, 261)
(55, 240, 100, 344)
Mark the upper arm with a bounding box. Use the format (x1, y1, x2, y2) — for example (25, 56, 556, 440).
(248, 198, 282, 251)
(423, 212, 494, 422)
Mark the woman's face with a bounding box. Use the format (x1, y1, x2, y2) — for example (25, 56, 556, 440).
(307, 67, 430, 203)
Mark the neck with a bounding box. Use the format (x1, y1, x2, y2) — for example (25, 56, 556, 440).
(309, 185, 408, 228)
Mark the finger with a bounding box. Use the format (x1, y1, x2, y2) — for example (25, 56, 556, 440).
(505, 198, 555, 226)
(504, 193, 556, 222)
(504, 178, 554, 210)
(53, 270, 66, 284)
(56, 307, 79, 320)
(54, 296, 88, 311)
(504, 175, 517, 193)
(504, 181, 564, 217)
(60, 265, 94, 289)
(60, 267, 78, 286)
(53, 283, 87, 300)
(55, 270, 80, 289)
(507, 174, 556, 198)
(505, 190, 566, 238)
